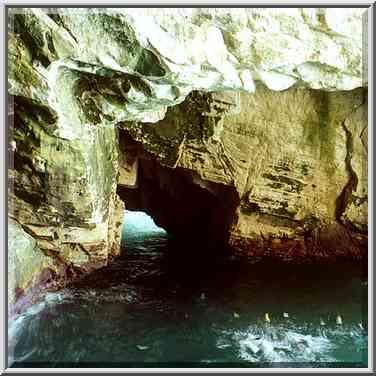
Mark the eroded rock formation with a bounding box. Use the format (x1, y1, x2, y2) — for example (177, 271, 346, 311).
(8, 8, 368, 314)
(117, 87, 367, 260)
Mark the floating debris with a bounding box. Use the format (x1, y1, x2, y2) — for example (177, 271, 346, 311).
(136, 345, 149, 351)
(233, 312, 240, 319)
(10, 140, 17, 152)
(336, 315, 343, 325)
(320, 319, 326, 326)
(283, 312, 289, 318)
(265, 313, 271, 323)
(358, 322, 364, 330)
(216, 342, 232, 349)
(200, 293, 206, 300)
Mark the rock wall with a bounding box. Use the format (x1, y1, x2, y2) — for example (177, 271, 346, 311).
(8, 8, 368, 311)
(8, 93, 125, 315)
(118, 87, 368, 260)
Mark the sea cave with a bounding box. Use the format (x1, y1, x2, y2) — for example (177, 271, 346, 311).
(7, 7, 369, 368)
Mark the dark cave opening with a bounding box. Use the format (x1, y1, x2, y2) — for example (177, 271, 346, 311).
(117, 158, 240, 253)
(116, 129, 240, 253)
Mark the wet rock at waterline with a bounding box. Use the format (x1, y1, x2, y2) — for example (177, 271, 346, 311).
(8, 8, 368, 313)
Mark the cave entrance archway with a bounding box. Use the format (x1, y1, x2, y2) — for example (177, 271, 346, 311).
(116, 130, 240, 254)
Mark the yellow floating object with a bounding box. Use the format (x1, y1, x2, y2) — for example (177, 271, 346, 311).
(265, 313, 271, 323)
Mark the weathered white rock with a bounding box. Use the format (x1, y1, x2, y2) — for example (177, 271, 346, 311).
(9, 8, 366, 127)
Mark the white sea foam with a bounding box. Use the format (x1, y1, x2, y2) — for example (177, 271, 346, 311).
(8, 290, 67, 366)
(216, 323, 363, 363)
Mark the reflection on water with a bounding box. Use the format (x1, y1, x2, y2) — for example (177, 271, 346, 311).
(9, 211, 368, 368)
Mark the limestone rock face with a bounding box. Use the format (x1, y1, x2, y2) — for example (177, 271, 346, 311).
(8, 94, 124, 260)
(8, 8, 367, 310)
(9, 8, 366, 124)
(118, 87, 367, 256)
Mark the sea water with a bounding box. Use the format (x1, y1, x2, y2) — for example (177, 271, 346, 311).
(9, 211, 368, 368)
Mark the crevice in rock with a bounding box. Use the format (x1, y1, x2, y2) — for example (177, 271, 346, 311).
(359, 124, 368, 152)
(334, 91, 366, 229)
(47, 12, 79, 44)
(335, 121, 358, 225)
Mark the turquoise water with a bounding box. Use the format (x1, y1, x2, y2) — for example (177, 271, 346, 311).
(9, 211, 368, 368)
